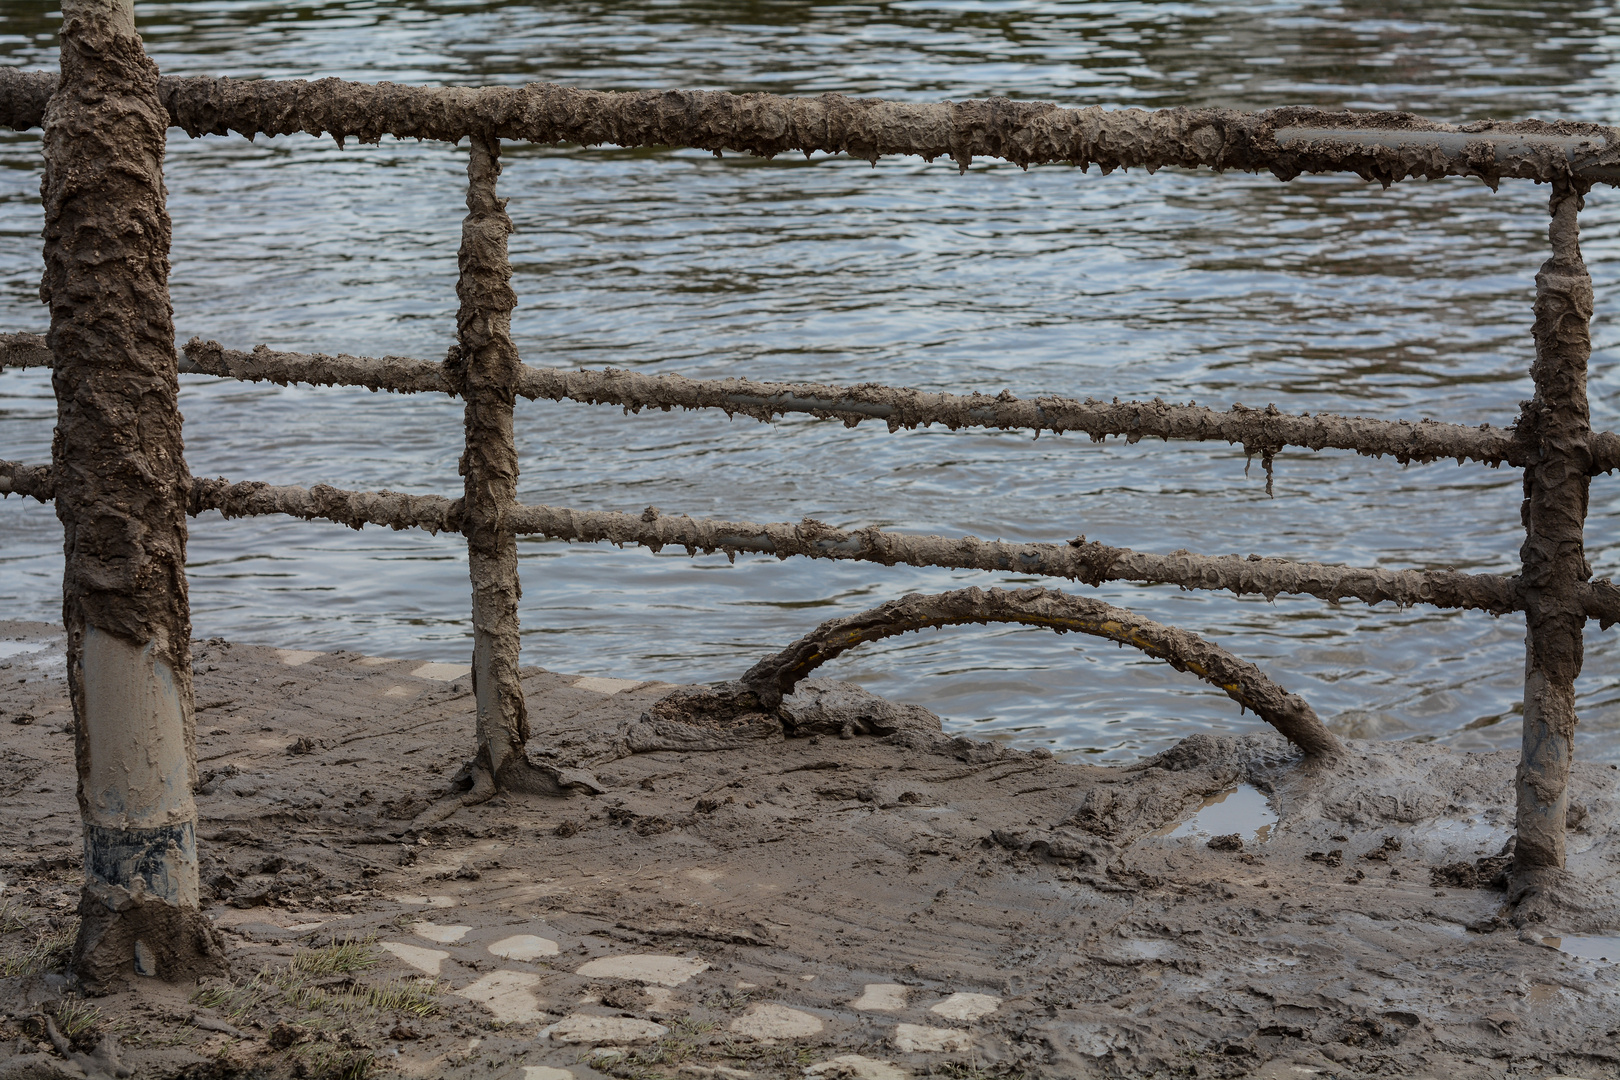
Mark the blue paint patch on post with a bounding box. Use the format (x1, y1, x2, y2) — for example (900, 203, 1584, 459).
(84, 822, 195, 905)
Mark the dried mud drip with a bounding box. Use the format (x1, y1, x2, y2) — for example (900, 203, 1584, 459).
(1516, 181, 1596, 879)
(39, 0, 223, 985)
(447, 136, 531, 793)
(12, 331, 1620, 472)
(4, 67, 1620, 187)
(731, 586, 1341, 759)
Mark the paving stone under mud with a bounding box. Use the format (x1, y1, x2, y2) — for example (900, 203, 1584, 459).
(1, 622, 1619, 1079)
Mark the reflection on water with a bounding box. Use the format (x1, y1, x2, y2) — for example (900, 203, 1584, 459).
(3, 2, 1620, 761)
(1154, 783, 1278, 845)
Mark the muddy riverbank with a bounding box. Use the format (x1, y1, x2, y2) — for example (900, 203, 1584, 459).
(1, 619, 1618, 1079)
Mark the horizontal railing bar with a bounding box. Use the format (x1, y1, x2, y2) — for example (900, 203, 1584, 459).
(503, 501, 1528, 615)
(9, 332, 1607, 470)
(177, 474, 1525, 614)
(3, 68, 1619, 188)
(1273, 127, 1620, 184)
(519, 367, 1540, 470)
(0, 458, 53, 502)
(13, 459, 1620, 624)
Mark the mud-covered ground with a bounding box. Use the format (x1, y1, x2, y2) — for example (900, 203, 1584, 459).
(1, 618, 1618, 1080)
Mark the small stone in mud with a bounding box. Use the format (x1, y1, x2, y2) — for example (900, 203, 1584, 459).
(930, 991, 1001, 1021)
(893, 1023, 973, 1053)
(489, 934, 559, 961)
(850, 983, 909, 1011)
(554, 820, 581, 837)
(576, 954, 710, 987)
(548, 1014, 669, 1044)
(728, 1002, 824, 1041)
(1308, 849, 1344, 867)
(1207, 833, 1243, 852)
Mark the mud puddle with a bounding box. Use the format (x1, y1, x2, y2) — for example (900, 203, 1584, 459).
(1152, 781, 1277, 844)
(0, 639, 52, 660)
(1542, 934, 1620, 963)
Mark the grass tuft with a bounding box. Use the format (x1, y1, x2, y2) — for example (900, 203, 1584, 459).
(925, 1063, 1030, 1079)
(193, 964, 439, 1026)
(49, 999, 103, 1042)
(293, 934, 379, 977)
(0, 923, 74, 977)
(0, 900, 30, 934)
(296, 1042, 375, 1080)
(356, 977, 440, 1017)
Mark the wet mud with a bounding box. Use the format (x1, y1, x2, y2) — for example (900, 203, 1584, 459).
(2, 623, 1618, 1078)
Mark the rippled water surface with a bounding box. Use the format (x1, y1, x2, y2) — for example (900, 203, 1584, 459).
(6, 1, 1620, 762)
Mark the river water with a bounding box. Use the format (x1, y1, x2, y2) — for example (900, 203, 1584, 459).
(4, 1, 1620, 763)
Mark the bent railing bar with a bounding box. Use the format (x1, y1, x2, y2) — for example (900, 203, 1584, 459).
(4, 69, 1620, 188)
(735, 585, 1342, 759)
(13, 332, 1616, 472)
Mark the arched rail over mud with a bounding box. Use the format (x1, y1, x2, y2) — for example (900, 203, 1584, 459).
(732, 586, 1341, 760)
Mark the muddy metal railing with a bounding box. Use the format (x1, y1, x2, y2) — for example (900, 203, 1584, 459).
(1, 19, 1618, 968)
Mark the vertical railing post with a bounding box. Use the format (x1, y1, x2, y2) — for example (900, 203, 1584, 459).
(454, 133, 530, 790)
(43, 0, 225, 987)
(1514, 177, 1594, 888)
